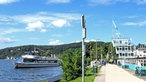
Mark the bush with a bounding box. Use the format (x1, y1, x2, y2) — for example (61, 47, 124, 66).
(61, 48, 82, 81)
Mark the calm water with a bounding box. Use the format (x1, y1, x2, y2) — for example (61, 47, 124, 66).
(0, 59, 63, 82)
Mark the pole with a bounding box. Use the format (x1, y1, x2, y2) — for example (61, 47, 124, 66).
(96, 40, 97, 61)
(101, 49, 103, 65)
(81, 15, 86, 82)
(96, 39, 100, 61)
(82, 37, 85, 82)
(90, 43, 92, 61)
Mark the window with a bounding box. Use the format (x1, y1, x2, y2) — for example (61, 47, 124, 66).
(120, 41, 122, 43)
(125, 47, 127, 50)
(131, 53, 134, 56)
(120, 53, 122, 56)
(120, 47, 121, 50)
(125, 53, 127, 56)
(114, 41, 116, 43)
(122, 47, 124, 50)
(128, 47, 130, 50)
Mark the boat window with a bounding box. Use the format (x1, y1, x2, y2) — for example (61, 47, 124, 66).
(49, 60, 57, 63)
(23, 59, 36, 62)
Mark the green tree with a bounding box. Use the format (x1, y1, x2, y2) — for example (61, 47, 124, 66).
(43, 50, 51, 56)
(61, 48, 82, 81)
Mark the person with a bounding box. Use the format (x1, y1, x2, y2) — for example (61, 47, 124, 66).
(103, 60, 106, 66)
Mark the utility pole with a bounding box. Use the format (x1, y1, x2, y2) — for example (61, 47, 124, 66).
(81, 15, 86, 82)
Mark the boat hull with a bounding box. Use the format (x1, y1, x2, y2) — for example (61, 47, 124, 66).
(15, 63, 59, 68)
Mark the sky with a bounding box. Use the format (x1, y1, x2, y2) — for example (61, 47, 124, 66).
(0, 0, 146, 49)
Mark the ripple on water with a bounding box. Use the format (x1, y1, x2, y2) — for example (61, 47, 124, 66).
(0, 60, 63, 82)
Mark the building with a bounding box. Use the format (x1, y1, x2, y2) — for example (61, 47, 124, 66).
(135, 44, 146, 58)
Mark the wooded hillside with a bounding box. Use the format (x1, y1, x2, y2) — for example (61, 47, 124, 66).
(0, 42, 116, 59)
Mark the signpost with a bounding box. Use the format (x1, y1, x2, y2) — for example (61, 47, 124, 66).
(81, 15, 86, 82)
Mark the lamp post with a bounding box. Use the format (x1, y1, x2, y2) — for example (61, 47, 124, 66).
(81, 15, 86, 82)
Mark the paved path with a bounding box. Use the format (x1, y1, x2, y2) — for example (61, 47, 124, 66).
(94, 66, 105, 82)
(94, 64, 145, 82)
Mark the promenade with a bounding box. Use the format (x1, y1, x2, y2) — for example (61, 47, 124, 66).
(94, 64, 145, 82)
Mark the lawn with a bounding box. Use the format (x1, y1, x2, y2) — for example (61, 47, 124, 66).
(70, 66, 101, 82)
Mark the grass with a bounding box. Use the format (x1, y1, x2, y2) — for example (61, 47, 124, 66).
(70, 66, 101, 82)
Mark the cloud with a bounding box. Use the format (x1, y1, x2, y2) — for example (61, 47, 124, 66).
(51, 19, 70, 28)
(136, 0, 146, 4)
(89, 0, 146, 5)
(72, 39, 97, 43)
(47, 0, 70, 4)
(51, 34, 63, 37)
(90, 0, 113, 5)
(0, 37, 15, 44)
(0, 12, 81, 32)
(48, 39, 64, 45)
(89, 0, 130, 5)
(26, 21, 45, 32)
(123, 15, 139, 19)
(85, 39, 97, 42)
(0, 28, 23, 34)
(0, 0, 19, 4)
(40, 29, 47, 32)
(74, 40, 81, 43)
(122, 20, 146, 26)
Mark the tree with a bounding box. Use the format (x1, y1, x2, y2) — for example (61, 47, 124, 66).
(43, 50, 52, 56)
(61, 48, 82, 81)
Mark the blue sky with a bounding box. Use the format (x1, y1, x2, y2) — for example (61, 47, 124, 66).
(0, 0, 146, 49)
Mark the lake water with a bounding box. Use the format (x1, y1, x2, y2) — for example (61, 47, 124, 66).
(0, 59, 63, 82)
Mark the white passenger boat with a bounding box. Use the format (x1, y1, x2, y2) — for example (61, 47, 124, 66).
(14, 54, 59, 68)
